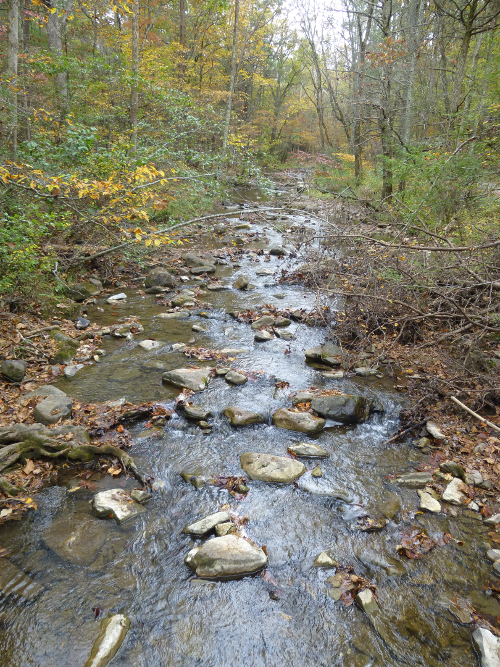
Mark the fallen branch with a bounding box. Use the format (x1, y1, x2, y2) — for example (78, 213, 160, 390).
(450, 396, 500, 433)
(25, 325, 61, 338)
(69, 206, 283, 265)
(380, 419, 428, 446)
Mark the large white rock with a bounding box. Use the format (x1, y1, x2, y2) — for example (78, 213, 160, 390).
(241, 452, 305, 483)
(472, 628, 500, 667)
(84, 614, 130, 667)
(185, 535, 267, 578)
(441, 478, 467, 505)
(162, 368, 212, 391)
(92, 489, 146, 524)
(182, 511, 231, 536)
(138, 339, 161, 350)
(417, 489, 441, 513)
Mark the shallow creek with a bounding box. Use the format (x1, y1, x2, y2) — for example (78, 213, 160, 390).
(0, 205, 495, 666)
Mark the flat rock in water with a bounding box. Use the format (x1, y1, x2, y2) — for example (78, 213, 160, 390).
(183, 405, 212, 420)
(183, 252, 211, 267)
(240, 452, 305, 483)
(273, 408, 325, 434)
(138, 339, 161, 350)
(84, 614, 130, 667)
(251, 315, 275, 329)
(190, 265, 216, 275)
(442, 478, 467, 505)
(43, 513, 110, 566)
(356, 589, 380, 617)
(92, 489, 146, 524)
(0, 559, 43, 599)
(33, 395, 73, 425)
(313, 552, 337, 568)
(225, 370, 247, 385)
(233, 276, 249, 290)
(287, 442, 329, 457)
(224, 406, 264, 426)
(292, 391, 315, 405)
(162, 368, 212, 391)
(310, 394, 369, 424)
(255, 268, 275, 276)
(1, 359, 26, 382)
(305, 343, 344, 361)
(270, 247, 287, 256)
(472, 627, 500, 667)
(396, 472, 434, 488)
(185, 535, 267, 578)
(107, 293, 127, 302)
(297, 471, 353, 502)
(417, 490, 441, 513)
(157, 311, 190, 319)
(182, 511, 231, 536)
(254, 330, 274, 342)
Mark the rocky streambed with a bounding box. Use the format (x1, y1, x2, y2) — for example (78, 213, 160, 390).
(0, 201, 499, 666)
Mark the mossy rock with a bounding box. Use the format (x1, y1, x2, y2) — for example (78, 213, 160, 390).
(65, 282, 102, 302)
(50, 331, 79, 365)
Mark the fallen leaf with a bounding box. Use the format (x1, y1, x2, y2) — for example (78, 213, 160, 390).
(107, 466, 122, 476)
(23, 460, 35, 474)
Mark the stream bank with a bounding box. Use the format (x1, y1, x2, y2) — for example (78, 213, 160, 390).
(0, 188, 499, 666)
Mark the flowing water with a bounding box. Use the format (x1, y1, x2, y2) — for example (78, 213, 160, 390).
(0, 200, 494, 666)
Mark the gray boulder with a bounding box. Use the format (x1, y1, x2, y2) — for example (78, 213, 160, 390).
(287, 442, 329, 457)
(241, 452, 305, 483)
(273, 408, 325, 434)
(182, 511, 231, 536)
(224, 407, 264, 426)
(25, 384, 67, 399)
(66, 281, 101, 302)
(254, 331, 274, 342)
(305, 342, 344, 362)
(162, 368, 212, 392)
(269, 247, 287, 256)
(33, 395, 72, 425)
(185, 535, 267, 578)
(183, 252, 212, 267)
(50, 331, 79, 365)
(183, 405, 212, 420)
(251, 316, 275, 329)
(1, 359, 26, 382)
(190, 265, 216, 275)
(233, 276, 249, 290)
(145, 266, 176, 289)
(310, 394, 369, 424)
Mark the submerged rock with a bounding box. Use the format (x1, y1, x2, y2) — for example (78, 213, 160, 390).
(92, 489, 146, 524)
(273, 408, 325, 434)
(185, 535, 267, 578)
(240, 452, 305, 483)
(297, 472, 353, 502)
(0, 559, 43, 599)
(287, 442, 329, 458)
(223, 406, 264, 426)
(1, 359, 26, 382)
(310, 394, 369, 424)
(84, 614, 130, 667)
(43, 513, 108, 566)
(162, 368, 212, 392)
(182, 511, 231, 536)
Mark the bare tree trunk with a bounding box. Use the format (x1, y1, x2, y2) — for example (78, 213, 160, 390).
(450, 0, 478, 115)
(7, 0, 19, 158)
(46, 0, 73, 115)
(179, 0, 186, 46)
(219, 0, 240, 172)
(130, 0, 139, 154)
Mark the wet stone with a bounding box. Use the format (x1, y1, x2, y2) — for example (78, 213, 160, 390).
(297, 472, 353, 502)
(254, 330, 274, 342)
(273, 408, 325, 434)
(355, 589, 380, 617)
(182, 511, 231, 536)
(162, 368, 212, 392)
(225, 370, 247, 385)
(417, 489, 442, 513)
(251, 315, 275, 329)
(310, 394, 369, 424)
(233, 276, 249, 290)
(311, 466, 322, 477)
(313, 552, 337, 568)
(287, 442, 329, 457)
(83, 614, 130, 667)
(440, 460, 466, 481)
(241, 452, 305, 483)
(145, 266, 176, 289)
(183, 405, 212, 421)
(138, 339, 161, 350)
(396, 472, 435, 488)
(223, 406, 264, 426)
(130, 489, 152, 503)
(292, 391, 315, 405)
(485, 514, 500, 526)
(472, 627, 500, 667)
(92, 489, 146, 524)
(215, 522, 237, 536)
(185, 535, 267, 578)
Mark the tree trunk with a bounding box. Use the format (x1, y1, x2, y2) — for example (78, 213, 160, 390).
(7, 0, 19, 158)
(46, 0, 74, 115)
(130, 0, 139, 154)
(219, 0, 240, 173)
(179, 0, 186, 46)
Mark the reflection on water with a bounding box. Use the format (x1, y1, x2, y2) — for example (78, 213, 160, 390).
(0, 206, 486, 666)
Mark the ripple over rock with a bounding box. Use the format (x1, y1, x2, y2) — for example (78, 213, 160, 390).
(273, 408, 325, 433)
(240, 452, 305, 483)
(162, 368, 212, 391)
(185, 535, 267, 578)
(310, 394, 369, 424)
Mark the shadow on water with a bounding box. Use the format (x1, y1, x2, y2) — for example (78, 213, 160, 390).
(0, 195, 488, 666)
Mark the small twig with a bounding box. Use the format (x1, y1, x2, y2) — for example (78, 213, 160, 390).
(450, 396, 500, 433)
(380, 419, 428, 446)
(25, 325, 60, 338)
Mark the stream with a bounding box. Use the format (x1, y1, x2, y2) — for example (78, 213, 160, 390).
(0, 194, 495, 666)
